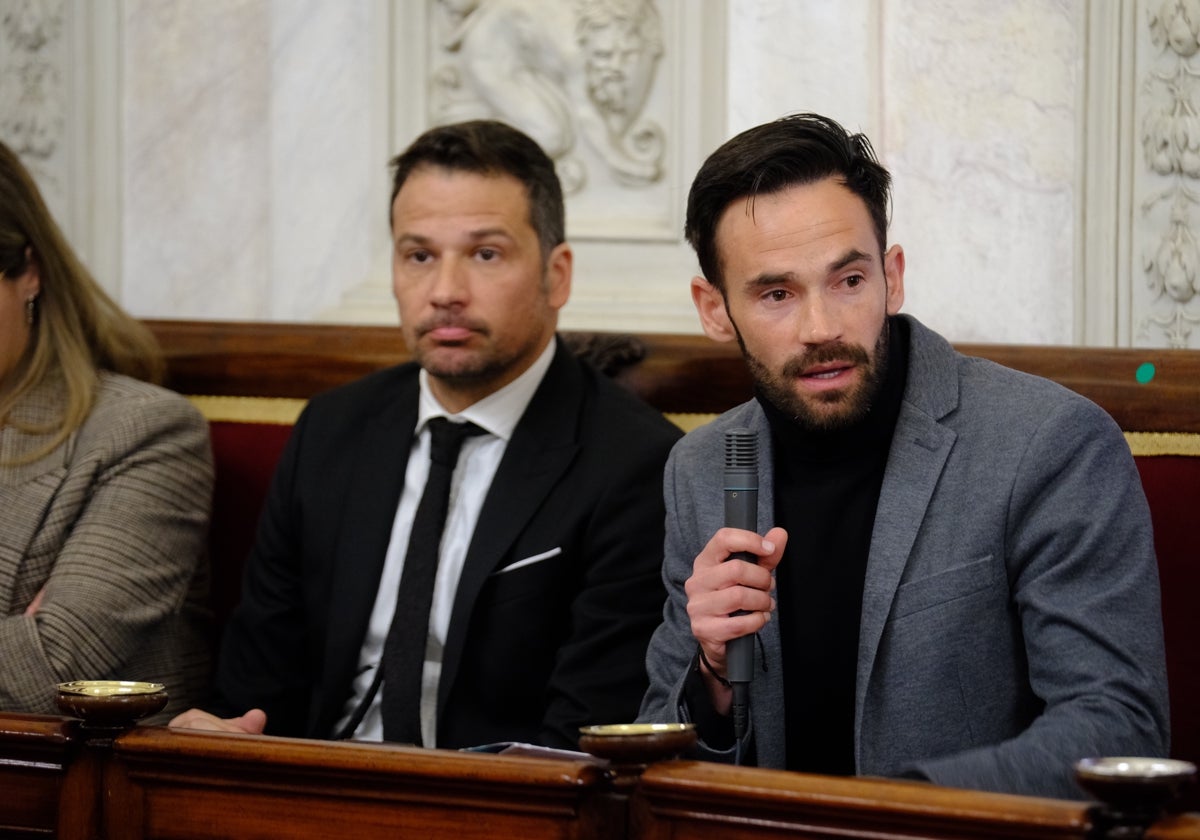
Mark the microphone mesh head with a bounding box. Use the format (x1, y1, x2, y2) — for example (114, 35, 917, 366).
(724, 428, 757, 470)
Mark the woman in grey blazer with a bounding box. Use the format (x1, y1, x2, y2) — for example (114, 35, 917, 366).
(0, 141, 213, 720)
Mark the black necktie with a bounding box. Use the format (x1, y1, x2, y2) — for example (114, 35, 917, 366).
(378, 417, 484, 745)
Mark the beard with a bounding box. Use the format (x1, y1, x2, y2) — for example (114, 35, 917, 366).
(411, 310, 550, 391)
(411, 316, 506, 382)
(736, 318, 890, 433)
(418, 344, 511, 384)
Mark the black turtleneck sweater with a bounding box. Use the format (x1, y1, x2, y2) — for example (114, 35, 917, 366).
(762, 316, 909, 775)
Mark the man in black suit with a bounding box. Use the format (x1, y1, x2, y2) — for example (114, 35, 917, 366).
(171, 120, 681, 749)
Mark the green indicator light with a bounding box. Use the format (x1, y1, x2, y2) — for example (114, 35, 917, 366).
(1135, 362, 1155, 384)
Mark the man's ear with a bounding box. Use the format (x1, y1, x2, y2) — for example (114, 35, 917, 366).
(691, 276, 736, 343)
(883, 244, 905, 315)
(545, 242, 572, 311)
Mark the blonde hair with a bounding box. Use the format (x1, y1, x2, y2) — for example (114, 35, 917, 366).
(0, 141, 164, 461)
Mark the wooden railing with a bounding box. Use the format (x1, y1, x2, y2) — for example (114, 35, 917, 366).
(0, 714, 75, 838)
(105, 728, 618, 840)
(145, 319, 1200, 433)
(632, 760, 1095, 840)
(2, 712, 1197, 840)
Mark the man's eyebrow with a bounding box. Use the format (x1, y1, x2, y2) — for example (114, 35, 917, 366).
(748, 271, 797, 289)
(827, 248, 874, 272)
(464, 227, 514, 241)
(394, 232, 430, 246)
(393, 228, 516, 246)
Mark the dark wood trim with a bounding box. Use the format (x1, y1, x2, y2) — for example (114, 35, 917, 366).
(3, 713, 1197, 840)
(0, 714, 75, 838)
(146, 319, 1200, 433)
(104, 728, 616, 840)
(632, 760, 1095, 840)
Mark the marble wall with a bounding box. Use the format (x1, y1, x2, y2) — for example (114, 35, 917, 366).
(121, 0, 383, 321)
(3, 0, 1195, 347)
(726, 0, 1082, 344)
(881, 0, 1082, 344)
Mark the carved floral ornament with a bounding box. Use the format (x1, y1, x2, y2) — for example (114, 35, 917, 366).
(1140, 0, 1200, 346)
(429, 0, 667, 195)
(0, 0, 64, 164)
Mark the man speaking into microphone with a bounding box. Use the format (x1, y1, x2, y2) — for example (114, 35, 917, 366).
(638, 113, 1168, 800)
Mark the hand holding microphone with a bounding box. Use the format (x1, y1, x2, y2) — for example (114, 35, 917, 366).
(684, 430, 784, 719)
(689, 528, 783, 675)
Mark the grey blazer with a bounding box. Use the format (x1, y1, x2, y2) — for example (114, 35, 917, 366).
(640, 315, 1169, 800)
(0, 372, 213, 719)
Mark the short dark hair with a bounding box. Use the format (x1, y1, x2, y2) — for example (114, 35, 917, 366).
(684, 112, 892, 291)
(389, 120, 565, 260)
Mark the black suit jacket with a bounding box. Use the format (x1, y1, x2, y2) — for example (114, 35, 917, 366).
(212, 339, 681, 748)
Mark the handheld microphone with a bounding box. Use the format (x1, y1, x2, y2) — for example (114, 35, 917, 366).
(723, 428, 758, 743)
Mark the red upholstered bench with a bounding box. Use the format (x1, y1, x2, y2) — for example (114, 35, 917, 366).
(1136, 451, 1200, 790)
(187, 397, 302, 645)
(204, 418, 295, 641)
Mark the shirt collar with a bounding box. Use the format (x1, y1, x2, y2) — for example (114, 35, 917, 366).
(416, 338, 557, 442)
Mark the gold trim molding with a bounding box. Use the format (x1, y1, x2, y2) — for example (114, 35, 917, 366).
(189, 398, 1200, 457)
(188, 395, 306, 425)
(1125, 431, 1200, 457)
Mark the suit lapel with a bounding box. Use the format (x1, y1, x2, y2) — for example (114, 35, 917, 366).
(318, 374, 419, 726)
(744, 404, 791, 770)
(438, 344, 582, 705)
(857, 411, 955, 679)
(854, 318, 960, 761)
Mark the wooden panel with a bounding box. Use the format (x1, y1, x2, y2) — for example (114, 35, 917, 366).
(1150, 815, 1200, 840)
(145, 320, 1200, 433)
(104, 727, 621, 840)
(953, 343, 1200, 434)
(147, 319, 407, 399)
(632, 760, 1095, 840)
(1, 713, 1197, 840)
(0, 714, 73, 838)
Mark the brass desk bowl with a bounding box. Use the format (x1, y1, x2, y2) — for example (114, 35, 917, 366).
(56, 681, 168, 728)
(578, 723, 697, 764)
(1075, 757, 1197, 813)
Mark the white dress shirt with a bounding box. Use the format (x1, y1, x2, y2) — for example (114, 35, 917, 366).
(334, 340, 556, 745)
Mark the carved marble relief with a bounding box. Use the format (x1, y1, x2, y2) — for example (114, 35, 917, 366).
(1138, 0, 1200, 347)
(0, 0, 65, 194)
(425, 0, 673, 238)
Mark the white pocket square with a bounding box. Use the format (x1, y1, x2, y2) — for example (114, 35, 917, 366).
(493, 546, 563, 575)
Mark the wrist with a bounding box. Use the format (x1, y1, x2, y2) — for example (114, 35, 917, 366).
(696, 645, 731, 688)
(696, 647, 733, 716)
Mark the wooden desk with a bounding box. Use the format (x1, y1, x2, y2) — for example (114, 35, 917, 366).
(102, 728, 619, 839)
(632, 760, 1200, 840)
(1, 713, 1197, 840)
(0, 714, 75, 838)
(632, 761, 1091, 840)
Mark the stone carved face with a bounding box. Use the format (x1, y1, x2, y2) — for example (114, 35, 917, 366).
(576, 0, 662, 136)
